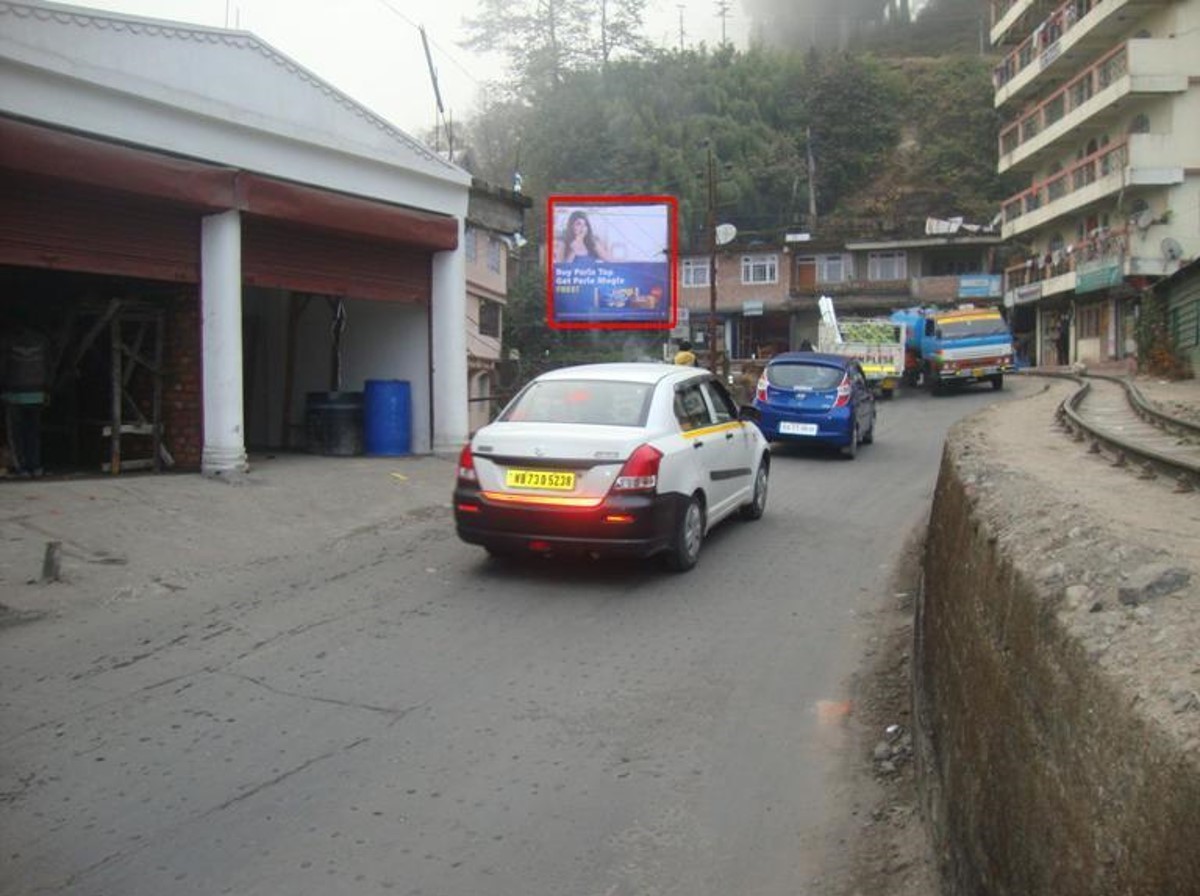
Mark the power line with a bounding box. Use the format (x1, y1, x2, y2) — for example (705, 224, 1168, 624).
(373, 0, 488, 87)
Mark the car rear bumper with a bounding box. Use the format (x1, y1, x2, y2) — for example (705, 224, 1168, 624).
(453, 487, 687, 557)
(752, 408, 853, 446)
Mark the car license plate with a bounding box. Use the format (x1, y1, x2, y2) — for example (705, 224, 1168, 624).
(972, 368, 984, 377)
(505, 468, 576, 490)
(779, 421, 818, 436)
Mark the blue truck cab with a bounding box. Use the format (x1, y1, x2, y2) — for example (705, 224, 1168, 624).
(890, 305, 1016, 393)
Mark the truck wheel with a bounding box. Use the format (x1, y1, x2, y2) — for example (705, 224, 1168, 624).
(991, 374, 1004, 391)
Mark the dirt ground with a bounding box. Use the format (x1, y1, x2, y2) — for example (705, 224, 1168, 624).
(830, 371, 1200, 896)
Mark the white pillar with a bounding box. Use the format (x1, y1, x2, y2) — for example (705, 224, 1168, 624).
(200, 210, 249, 476)
(430, 221, 469, 454)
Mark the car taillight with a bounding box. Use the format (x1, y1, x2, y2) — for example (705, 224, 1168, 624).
(457, 443, 477, 483)
(833, 374, 853, 408)
(755, 374, 768, 403)
(613, 443, 662, 493)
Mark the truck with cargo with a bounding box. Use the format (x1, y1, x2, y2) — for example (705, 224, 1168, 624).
(889, 305, 1016, 393)
(816, 317, 906, 398)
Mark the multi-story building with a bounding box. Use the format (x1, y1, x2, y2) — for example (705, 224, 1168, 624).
(675, 245, 792, 365)
(676, 227, 1001, 366)
(464, 181, 529, 433)
(992, 0, 1200, 366)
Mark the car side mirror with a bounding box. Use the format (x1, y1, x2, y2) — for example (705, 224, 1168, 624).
(738, 405, 761, 423)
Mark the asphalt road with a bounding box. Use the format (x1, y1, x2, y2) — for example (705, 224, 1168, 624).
(0, 382, 1017, 896)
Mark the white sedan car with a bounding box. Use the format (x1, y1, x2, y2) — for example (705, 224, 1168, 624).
(453, 363, 771, 571)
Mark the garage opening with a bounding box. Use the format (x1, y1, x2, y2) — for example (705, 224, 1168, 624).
(1, 265, 200, 478)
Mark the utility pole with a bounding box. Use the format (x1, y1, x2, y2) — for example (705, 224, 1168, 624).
(705, 143, 719, 375)
(677, 4, 685, 52)
(716, 0, 731, 45)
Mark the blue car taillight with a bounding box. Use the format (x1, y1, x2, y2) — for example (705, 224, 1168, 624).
(832, 374, 852, 408)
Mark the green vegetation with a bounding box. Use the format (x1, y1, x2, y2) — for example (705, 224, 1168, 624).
(456, 0, 1015, 368)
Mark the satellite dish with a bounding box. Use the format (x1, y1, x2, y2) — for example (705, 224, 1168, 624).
(1162, 237, 1184, 262)
(715, 223, 737, 246)
(1132, 208, 1155, 231)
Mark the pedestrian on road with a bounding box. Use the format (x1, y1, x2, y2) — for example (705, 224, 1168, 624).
(1055, 313, 1071, 365)
(673, 340, 697, 366)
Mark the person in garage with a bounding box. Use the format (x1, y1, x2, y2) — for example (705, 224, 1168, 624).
(1, 319, 51, 478)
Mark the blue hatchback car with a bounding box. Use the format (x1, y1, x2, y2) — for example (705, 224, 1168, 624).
(751, 352, 877, 459)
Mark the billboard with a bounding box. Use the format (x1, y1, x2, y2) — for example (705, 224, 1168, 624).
(546, 195, 678, 330)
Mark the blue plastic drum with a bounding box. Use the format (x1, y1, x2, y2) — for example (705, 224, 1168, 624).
(363, 379, 412, 456)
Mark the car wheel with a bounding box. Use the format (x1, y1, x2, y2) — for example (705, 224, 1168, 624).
(740, 458, 769, 520)
(841, 422, 859, 459)
(991, 374, 1004, 391)
(664, 496, 704, 572)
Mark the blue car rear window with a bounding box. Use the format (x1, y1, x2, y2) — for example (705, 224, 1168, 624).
(765, 363, 842, 390)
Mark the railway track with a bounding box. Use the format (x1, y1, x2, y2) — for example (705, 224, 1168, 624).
(1026, 371, 1200, 492)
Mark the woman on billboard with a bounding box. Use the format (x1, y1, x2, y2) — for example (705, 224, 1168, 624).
(555, 210, 612, 263)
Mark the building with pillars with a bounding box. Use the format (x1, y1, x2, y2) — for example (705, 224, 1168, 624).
(992, 0, 1200, 366)
(0, 0, 475, 477)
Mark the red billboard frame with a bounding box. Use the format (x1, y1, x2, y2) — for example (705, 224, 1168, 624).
(546, 194, 679, 330)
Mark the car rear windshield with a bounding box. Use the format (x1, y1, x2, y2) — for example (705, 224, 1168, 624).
(500, 379, 654, 426)
(766, 362, 844, 390)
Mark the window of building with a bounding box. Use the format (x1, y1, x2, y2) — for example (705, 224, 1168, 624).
(930, 256, 981, 276)
(1128, 113, 1150, 134)
(465, 228, 477, 263)
(479, 299, 501, 338)
(741, 254, 778, 284)
(487, 237, 502, 274)
(868, 251, 907, 281)
(682, 258, 710, 287)
(816, 254, 846, 283)
(1077, 304, 1101, 339)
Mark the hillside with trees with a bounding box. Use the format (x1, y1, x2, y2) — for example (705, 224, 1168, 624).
(451, 0, 1021, 371)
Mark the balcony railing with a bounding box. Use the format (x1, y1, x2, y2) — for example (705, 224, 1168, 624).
(1004, 226, 1128, 289)
(999, 43, 1127, 157)
(1002, 137, 1128, 225)
(993, 0, 1098, 91)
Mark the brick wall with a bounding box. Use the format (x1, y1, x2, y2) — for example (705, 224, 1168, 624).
(162, 294, 202, 470)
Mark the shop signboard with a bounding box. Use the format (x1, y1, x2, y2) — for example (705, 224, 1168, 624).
(959, 274, 1002, 299)
(1076, 259, 1122, 294)
(1011, 282, 1043, 306)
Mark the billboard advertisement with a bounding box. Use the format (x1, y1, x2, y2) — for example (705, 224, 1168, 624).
(546, 195, 678, 330)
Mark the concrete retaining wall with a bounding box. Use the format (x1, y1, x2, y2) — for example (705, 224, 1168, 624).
(916, 437, 1200, 895)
